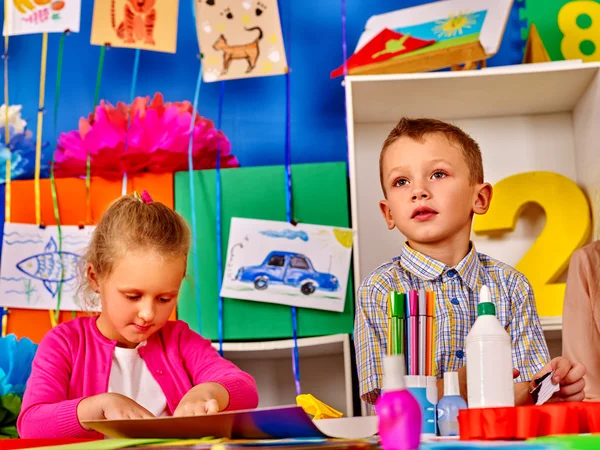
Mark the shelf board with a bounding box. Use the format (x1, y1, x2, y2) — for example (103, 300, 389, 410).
(211, 334, 349, 360)
(540, 316, 562, 332)
(347, 61, 600, 123)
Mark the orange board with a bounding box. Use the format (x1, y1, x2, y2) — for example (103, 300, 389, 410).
(4, 173, 175, 343)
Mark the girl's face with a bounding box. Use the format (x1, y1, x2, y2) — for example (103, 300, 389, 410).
(90, 249, 186, 348)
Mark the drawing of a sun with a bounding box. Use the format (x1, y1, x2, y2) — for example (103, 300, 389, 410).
(433, 12, 479, 38)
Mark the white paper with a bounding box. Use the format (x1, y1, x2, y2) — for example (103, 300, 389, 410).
(220, 218, 353, 313)
(0, 223, 94, 311)
(535, 371, 561, 405)
(313, 416, 378, 439)
(3, 0, 81, 36)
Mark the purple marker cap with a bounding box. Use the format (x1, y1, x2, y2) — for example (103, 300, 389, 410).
(409, 290, 419, 316)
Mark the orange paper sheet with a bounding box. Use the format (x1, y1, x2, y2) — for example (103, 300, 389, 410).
(4, 173, 174, 343)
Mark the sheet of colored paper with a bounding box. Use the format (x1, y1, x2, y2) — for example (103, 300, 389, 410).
(90, 0, 179, 53)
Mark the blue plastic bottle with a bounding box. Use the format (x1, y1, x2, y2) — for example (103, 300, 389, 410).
(436, 371, 467, 437)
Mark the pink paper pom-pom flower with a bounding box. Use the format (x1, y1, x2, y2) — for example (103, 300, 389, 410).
(53, 93, 239, 178)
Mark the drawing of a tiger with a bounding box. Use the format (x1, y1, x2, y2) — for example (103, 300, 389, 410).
(111, 0, 157, 45)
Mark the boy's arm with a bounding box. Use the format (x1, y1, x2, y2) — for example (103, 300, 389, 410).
(354, 279, 390, 405)
(437, 274, 547, 405)
(506, 273, 550, 382)
(436, 366, 534, 405)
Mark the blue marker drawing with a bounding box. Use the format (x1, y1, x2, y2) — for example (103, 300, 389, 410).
(15, 237, 81, 298)
(260, 229, 309, 241)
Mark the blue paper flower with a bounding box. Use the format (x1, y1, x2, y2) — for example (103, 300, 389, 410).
(0, 334, 38, 397)
(0, 125, 50, 183)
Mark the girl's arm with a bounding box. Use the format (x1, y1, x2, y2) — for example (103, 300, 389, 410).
(178, 323, 259, 411)
(563, 244, 600, 401)
(17, 327, 100, 439)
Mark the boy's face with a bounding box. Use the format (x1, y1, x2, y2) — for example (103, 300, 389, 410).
(379, 133, 492, 247)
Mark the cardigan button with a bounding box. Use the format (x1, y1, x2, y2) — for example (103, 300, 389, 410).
(155, 369, 163, 376)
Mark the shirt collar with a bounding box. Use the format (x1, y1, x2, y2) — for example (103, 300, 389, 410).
(399, 242, 481, 292)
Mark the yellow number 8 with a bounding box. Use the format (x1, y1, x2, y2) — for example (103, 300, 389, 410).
(559, 1, 600, 61)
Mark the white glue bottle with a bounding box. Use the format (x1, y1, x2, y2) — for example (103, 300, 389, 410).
(465, 285, 514, 408)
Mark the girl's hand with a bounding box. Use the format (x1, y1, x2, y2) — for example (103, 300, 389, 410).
(173, 382, 229, 417)
(174, 397, 220, 416)
(101, 393, 156, 420)
(78, 393, 155, 429)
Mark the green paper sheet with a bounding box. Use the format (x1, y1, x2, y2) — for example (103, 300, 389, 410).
(531, 435, 600, 449)
(174, 162, 354, 340)
(28, 439, 172, 450)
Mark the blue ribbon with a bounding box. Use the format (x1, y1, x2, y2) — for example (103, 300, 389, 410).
(188, 58, 204, 334)
(216, 81, 225, 356)
(121, 48, 141, 196)
(278, 0, 301, 397)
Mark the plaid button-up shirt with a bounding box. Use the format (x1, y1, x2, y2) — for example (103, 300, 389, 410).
(354, 242, 549, 404)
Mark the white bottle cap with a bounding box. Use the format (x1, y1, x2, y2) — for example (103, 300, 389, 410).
(479, 285, 491, 304)
(444, 371, 460, 396)
(477, 285, 496, 316)
(382, 354, 406, 392)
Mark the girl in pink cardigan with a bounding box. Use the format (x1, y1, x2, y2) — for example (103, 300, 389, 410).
(17, 191, 259, 439)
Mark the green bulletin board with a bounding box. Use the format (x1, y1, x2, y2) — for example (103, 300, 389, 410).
(175, 162, 355, 340)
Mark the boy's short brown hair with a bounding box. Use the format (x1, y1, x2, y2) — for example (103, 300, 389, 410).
(379, 118, 484, 195)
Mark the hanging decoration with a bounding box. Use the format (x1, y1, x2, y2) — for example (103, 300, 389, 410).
(220, 218, 353, 313)
(195, 0, 288, 82)
(53, 93, 238, 179)
(0, 334, 38, 397)
(0, 334, 38, 438)
(91, 0, 180, 54)
(0, 223, 95, 312)
(2, 0, 81, 36)
(0, 105, 49, 184)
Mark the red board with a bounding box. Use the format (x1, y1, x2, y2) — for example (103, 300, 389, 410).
(458, 402, 600, 440)
(331, 28, 435, 78)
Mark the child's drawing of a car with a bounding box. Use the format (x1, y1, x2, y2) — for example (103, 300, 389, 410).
(236, 251, 339, 295)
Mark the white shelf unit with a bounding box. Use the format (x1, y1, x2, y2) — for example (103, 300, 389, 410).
(212, 334, 354, 417)
(344, 61, 600, 355)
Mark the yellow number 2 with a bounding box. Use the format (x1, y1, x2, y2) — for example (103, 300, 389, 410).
(559, 1, 600, 61)
(473, 172, 591, 317)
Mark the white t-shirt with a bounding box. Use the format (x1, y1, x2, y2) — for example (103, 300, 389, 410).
(107, 342, 169, 417)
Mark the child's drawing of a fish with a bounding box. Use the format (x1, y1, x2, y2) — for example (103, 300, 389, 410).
(15, 237, 80, 297)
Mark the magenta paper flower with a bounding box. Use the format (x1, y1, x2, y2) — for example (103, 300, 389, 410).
(53, 93, 238, 178)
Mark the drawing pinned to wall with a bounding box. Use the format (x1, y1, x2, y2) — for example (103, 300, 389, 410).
(220, 218, 353, 313)
(194, 0, 288, 82)
(90, 0, 179, 53)
(0, 223, 95, 312)
(3, 0, 81, 36)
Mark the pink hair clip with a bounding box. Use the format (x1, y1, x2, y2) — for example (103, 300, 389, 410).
(141, 190, 154, 204)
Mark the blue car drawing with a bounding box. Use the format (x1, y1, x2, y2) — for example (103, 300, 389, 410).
(236, 251, 339, 295)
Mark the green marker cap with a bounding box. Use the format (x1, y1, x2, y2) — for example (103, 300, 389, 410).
(389, 291, 405, 318)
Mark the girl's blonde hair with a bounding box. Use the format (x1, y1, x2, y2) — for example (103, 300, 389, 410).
(77, 193, 191, 309)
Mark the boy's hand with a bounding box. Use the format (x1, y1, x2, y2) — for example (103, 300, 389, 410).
(533, 357, 586, 403)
